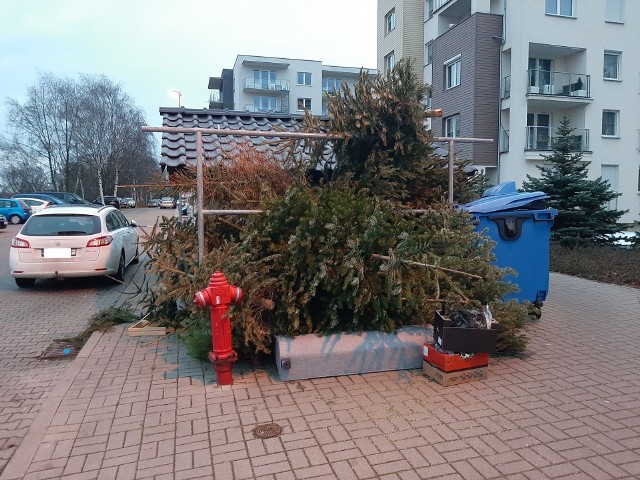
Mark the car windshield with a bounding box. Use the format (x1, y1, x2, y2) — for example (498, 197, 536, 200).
(21, 214, 101, 236)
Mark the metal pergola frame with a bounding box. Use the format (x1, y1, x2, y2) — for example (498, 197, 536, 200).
(142, 126, 492, 264)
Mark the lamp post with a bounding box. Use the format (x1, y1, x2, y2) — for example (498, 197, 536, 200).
(169, 89, 183, 107)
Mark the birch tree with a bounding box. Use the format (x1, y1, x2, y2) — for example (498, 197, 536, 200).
(6, 72, 78, 190)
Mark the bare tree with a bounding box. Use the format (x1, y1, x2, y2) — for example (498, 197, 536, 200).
(3, 72, 158, 199)
(0, 138, 50, 193)
(75, 75, 155, 202)
(6, 72, 78, 190)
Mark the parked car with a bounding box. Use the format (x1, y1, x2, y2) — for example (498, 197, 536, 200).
(0, 198, 32, 224)
(0, 214, 7, 229)
(18, 198, 52, 213)
(9, 205, 139, 288)
(159, 197, 176, 209)
(93, 196, 122, 209)
(14, 192, 90, 205)
(13, 193, 67, 206)
(147, 198, 160, 208)
(122, 197, 136, 208)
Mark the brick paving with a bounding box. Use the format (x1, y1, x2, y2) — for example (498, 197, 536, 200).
(0, 209, 160, 477)
(1, 272, 639, 479)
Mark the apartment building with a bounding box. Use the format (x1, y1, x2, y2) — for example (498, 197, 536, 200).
(208, 55, 377, 117)
(377, 0, 640, 223)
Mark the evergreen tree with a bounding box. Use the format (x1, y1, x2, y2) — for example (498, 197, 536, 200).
(522, 115, 626, 247)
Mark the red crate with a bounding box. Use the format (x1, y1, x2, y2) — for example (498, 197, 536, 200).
(422, 343, 489, 372)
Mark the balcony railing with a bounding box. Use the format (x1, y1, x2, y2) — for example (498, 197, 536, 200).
(244, 104, 287, 114)
(525, 127, 590, 152)
(244, 78, 290, 91)
(499, 128, 509, 153)
(527, 70, 590, 98)
(502, 76, 511, 99)
(434, 0, 452, 11)
(322, 86, 341, 95)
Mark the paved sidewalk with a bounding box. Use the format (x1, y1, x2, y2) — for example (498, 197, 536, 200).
(2, 273, 640, 480)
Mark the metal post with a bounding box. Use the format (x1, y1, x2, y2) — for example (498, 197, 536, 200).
(196, 130, 204, 265)
(448, 140, 455, 204)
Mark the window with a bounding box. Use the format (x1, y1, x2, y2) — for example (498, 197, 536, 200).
(602, 110, 619, 136)
(297, 72, 311, 86)
(445, 57, 461, 89)
(385, 52, 396, 73)
(385, 9, 396, 34)
(106, 212, 119, 232)
(425, 42, 433, 65)
(427, 0, 434, 19)
(426, 89, 432, 108)
(322, 78, 340, 94)
(604, 51, 621, 79)
(297, 98, 311, 111)
(605, 0, 624, 23)
(444, 115, 460, 138)
(253, 69, 276, 89)
(545, 0, 573, 16)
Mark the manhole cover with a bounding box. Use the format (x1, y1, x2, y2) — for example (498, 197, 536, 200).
(252, 423, 283, 439)
(39, 341, 80, 359)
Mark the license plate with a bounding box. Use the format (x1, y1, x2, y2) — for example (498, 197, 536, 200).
(42, 248, 72, 258)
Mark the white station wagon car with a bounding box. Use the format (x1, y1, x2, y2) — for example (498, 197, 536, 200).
(10, 205, 139, 288)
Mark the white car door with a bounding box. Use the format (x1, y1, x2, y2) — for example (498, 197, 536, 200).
(114, 211, 137, 263)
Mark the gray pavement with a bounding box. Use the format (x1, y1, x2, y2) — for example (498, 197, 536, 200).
(2, 271, 640, 479)
(0, 208, 165, 476)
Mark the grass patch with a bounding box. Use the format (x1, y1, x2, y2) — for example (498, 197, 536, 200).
(550, 244, 640, 287)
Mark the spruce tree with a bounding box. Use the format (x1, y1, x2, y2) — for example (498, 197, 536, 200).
(522, 115, 626, 247)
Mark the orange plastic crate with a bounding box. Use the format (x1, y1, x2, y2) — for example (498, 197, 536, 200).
(422, 343, 489, 372)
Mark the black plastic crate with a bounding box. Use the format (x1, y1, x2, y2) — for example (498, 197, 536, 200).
(433, 311, 497, 354)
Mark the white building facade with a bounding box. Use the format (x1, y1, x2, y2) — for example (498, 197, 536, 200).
(209, 55, 376, 117)
(378, 0, 640, 224)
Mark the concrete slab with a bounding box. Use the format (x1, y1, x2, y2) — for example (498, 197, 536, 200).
(275, 325, 434, 381)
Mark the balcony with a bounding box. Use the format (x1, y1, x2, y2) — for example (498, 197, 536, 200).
(208, 91, 222, 109)
(244, 78, 290, 92)
(525, 127, 590, 152)
(526, 70, 590, 98)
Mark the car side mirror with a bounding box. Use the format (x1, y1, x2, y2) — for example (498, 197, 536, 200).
(130, 220, 138, 227)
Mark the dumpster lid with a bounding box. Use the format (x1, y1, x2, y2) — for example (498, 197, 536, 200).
(462, 182, 548, 214)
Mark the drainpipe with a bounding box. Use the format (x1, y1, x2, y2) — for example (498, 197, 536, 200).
(496, 0, 507, 183)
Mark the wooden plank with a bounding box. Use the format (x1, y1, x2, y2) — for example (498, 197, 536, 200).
(128, 319, 173, 337)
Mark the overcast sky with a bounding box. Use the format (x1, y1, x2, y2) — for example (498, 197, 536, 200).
(0, 0, 377, 137)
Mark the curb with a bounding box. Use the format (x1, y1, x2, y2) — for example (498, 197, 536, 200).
(0, 331, 104, 480)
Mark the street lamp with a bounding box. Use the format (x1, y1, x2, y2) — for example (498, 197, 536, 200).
(168, 89, 183, 108)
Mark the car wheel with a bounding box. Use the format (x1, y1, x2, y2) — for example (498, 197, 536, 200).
(15, 278, 36, 288)
(0, 223, 6, 229)
(9, 214, 21, 224)
(114, 252, 126, 281)
(131, 246, 140, 264)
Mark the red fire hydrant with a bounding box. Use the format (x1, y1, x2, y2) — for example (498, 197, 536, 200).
(194, 271, 243, 385)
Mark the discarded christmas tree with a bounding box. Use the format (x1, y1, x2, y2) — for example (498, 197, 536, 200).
(144, 60, 530, 357)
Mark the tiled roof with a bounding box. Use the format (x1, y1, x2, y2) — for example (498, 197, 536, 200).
(160, 108, 332, 168)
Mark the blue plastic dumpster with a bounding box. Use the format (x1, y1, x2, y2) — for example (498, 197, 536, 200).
(462, 182, 557, 304)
